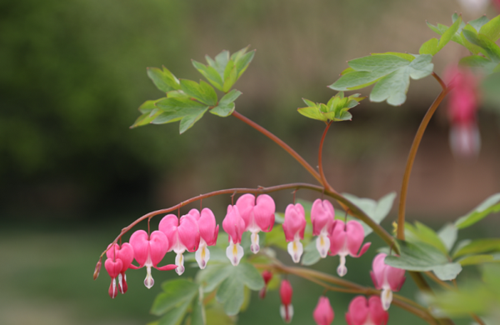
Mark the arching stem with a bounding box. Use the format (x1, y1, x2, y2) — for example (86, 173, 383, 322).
(318, 121, 333, 189)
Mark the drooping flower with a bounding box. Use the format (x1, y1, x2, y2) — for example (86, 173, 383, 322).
(236, 194, 276, 254)
(328, 220, 371, 277)
(370, 253, 406, 311)
(345, 296, 388, 325)
(311, 199, 336, 258)
(445, 65, 481, 158)
(104, 255, 122, 299)
(283, 203, 307, 263)
(222, 204, 246, 266)
(105, 242, 134, 297)
(313, 296, 335, 325)
(129, 230, 176, 289)
(187, 208, 219, 269)
(280, 279, 294, 323)
(159, 213, 200, 275)
(259, 270, 273, 299)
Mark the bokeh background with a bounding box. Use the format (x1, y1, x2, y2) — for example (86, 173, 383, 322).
(1, 0, 500, 324)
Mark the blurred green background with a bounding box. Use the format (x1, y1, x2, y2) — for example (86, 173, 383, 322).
(1, 0, 500, 324)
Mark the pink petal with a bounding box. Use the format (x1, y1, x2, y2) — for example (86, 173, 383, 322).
(129, 230, 150, 267)
(345, 220, 369, 257)
(386, 263, 406, 292)
(235, 194, 256, 228)
(178, 215, 200, 252)
(222, 205, 245, 244)
(198, 208, 218, 245)
(328, 220, 346, 256)
(368, 296, 389, 325)
(155, 264, 178, 271)
(280, 280, 293, 305)
(345, 296, 369, 325)
(117, 243, 134, 271)
(253, 194, 276, 232)
(283, 203, 306, 242)
(311, 199, 335, 236)
(371, 253, 387, 290)
(149, 230, 169, 266)
(104, 258, 123, 279)
(158, 214, 179, 251)
(187, 208, 200, 220)
(313, 296, 334, 325)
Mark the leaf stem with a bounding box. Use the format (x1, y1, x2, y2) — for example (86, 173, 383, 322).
(232, 110, 326, 187)
(318, 121, 333, 189)
(397, 74, 449, 240)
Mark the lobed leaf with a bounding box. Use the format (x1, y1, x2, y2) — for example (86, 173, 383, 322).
(298, 92, 364, 122)
(405, 221, 449, 256)
(147, 67, 181, 93)
(453, 238, 500, 258)
(151, 279, 199, 316)
(210, 89, 242, 117)
(301, 240, 321, 266)
(455, 193, 500, 229)
(463, 29, 500, 63)
(437, 223, 458, 252)
(180, 79, 218, 106)
(480, 15, 500, 41)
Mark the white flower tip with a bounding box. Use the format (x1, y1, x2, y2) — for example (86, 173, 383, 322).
(250, 232, 260, 254)
(287, 240, 303, 264)
(337, 255, 347, 277)
(226, 242, 244, 266)
(175, 252, 186, 275)
(144, 268, 154, 289)
(280, 304, 294, 323)
(382, 288, 393, 311)
(316, 235, 330, 258)
(195, 245, 210, 269)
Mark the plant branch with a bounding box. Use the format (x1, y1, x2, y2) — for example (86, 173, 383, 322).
(318, 121, 333, 189)
(397, 76, 449, 240)
(232, 110, 327, 187)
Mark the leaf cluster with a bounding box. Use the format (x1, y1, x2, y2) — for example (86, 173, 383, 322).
(297, 92, 364, 122)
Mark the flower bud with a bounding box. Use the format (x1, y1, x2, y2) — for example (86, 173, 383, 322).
(313, 296, 334, 325)
(280, 280, 293, 323)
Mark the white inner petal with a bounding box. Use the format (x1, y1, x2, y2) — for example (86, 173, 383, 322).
(175, 252, 185, 275)
(144, 266, 155, 289)
(250, 231, 260, 254)
(381, 287, 393, 311)
(337, 255, 347, 277)
(287, 239, 303, 263)
(226, 238, 244, 266)
(316, 232, 330, 258)
(195, 243, 210, 269)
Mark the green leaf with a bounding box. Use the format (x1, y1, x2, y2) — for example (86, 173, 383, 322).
(265, 224, 288, 251)
(480, 15, 500, 41)
(190, 290, 206, 325)
(222, 60, 237, 92)
(180, 79, 218, 106)
(419, 38, 439, 56)
(298, 92, 364, 122)
(453, 239, 500, 258)
(151, 279, 199, 316)
(233, 50, 255, 78)
(459, 55, 497, 74)
(196, 263, 233, 293)
(438, 223, 458, 252)
(301, 240, 321, 266)
(147, 67, 181, 92)
(131, 99, 163, 128)
(153, 98, 208, 125)
(385, 240, 461, 280)
(179, 107, 209, 134)
(216, 262, 264, 315)
(457, 254, 497, 266)
(297, 106, 327, 122)
(192, 60, 224, 91)
(341, 192, 396, 237)
(421, 15, 462, 56)
(469, 16, 489, 32)
(156, 299, 191, 325)
(455, 193, 500, 229)
(432, 263, 463, 281)
(463, 29, 500, 62)
(205, 307, 235, 325)
(330, 54, 433, 106)
(210, 90, 242, 117)
(405, 221, 449, 255)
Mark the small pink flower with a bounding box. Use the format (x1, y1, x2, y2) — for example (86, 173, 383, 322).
(104, 257, 122, 299)
(259, 270, 273, 299)
(222, 205, 246, 266)
(311, 199, 336, 258)
(159, 213, 200, 275)
(236, 194, 276, 254)
(188, 208, 219, 269)
(370, 253, 406, 310)
(129, 230, 176, 289)
(283, 203, 307, 263)
(313, 296, 335, 325)
(280, 280, 294, 323)
(345, 296, 388, 325)
(105, 243, 134, 297)
(445, 65, 481, 158)
(329, 220, 371, 277)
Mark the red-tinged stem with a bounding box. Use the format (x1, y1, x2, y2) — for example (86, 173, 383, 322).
(397, 73, 449, 240)
(318, 121, 333, 189)
(231, 110, 327, 189)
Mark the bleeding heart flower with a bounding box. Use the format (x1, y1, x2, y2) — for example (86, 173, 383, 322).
(370, 253, 406, 310)
(222, 204, 246, 266)
(328, 220, 371, 277)
(129, 230, 175, 289)
(345, 296, 388, 325)
(283, 203, 307, 263)
(280, 279, 294, 323)
(105, 243, 134, 297)
(259, 270, 273, 299)
(445, 65, 481, 158)
(159, 213, 200, 275)
(313, 296, 335, 325)
(188, 208, 219, 269)
(236, 194, 276, 254)
(311, 199, 336, 258)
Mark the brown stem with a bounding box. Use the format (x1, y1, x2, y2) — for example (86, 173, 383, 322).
(397, 75, 449, 240)
(232, 110, 327, 187)
(318, 121, 333, 189)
